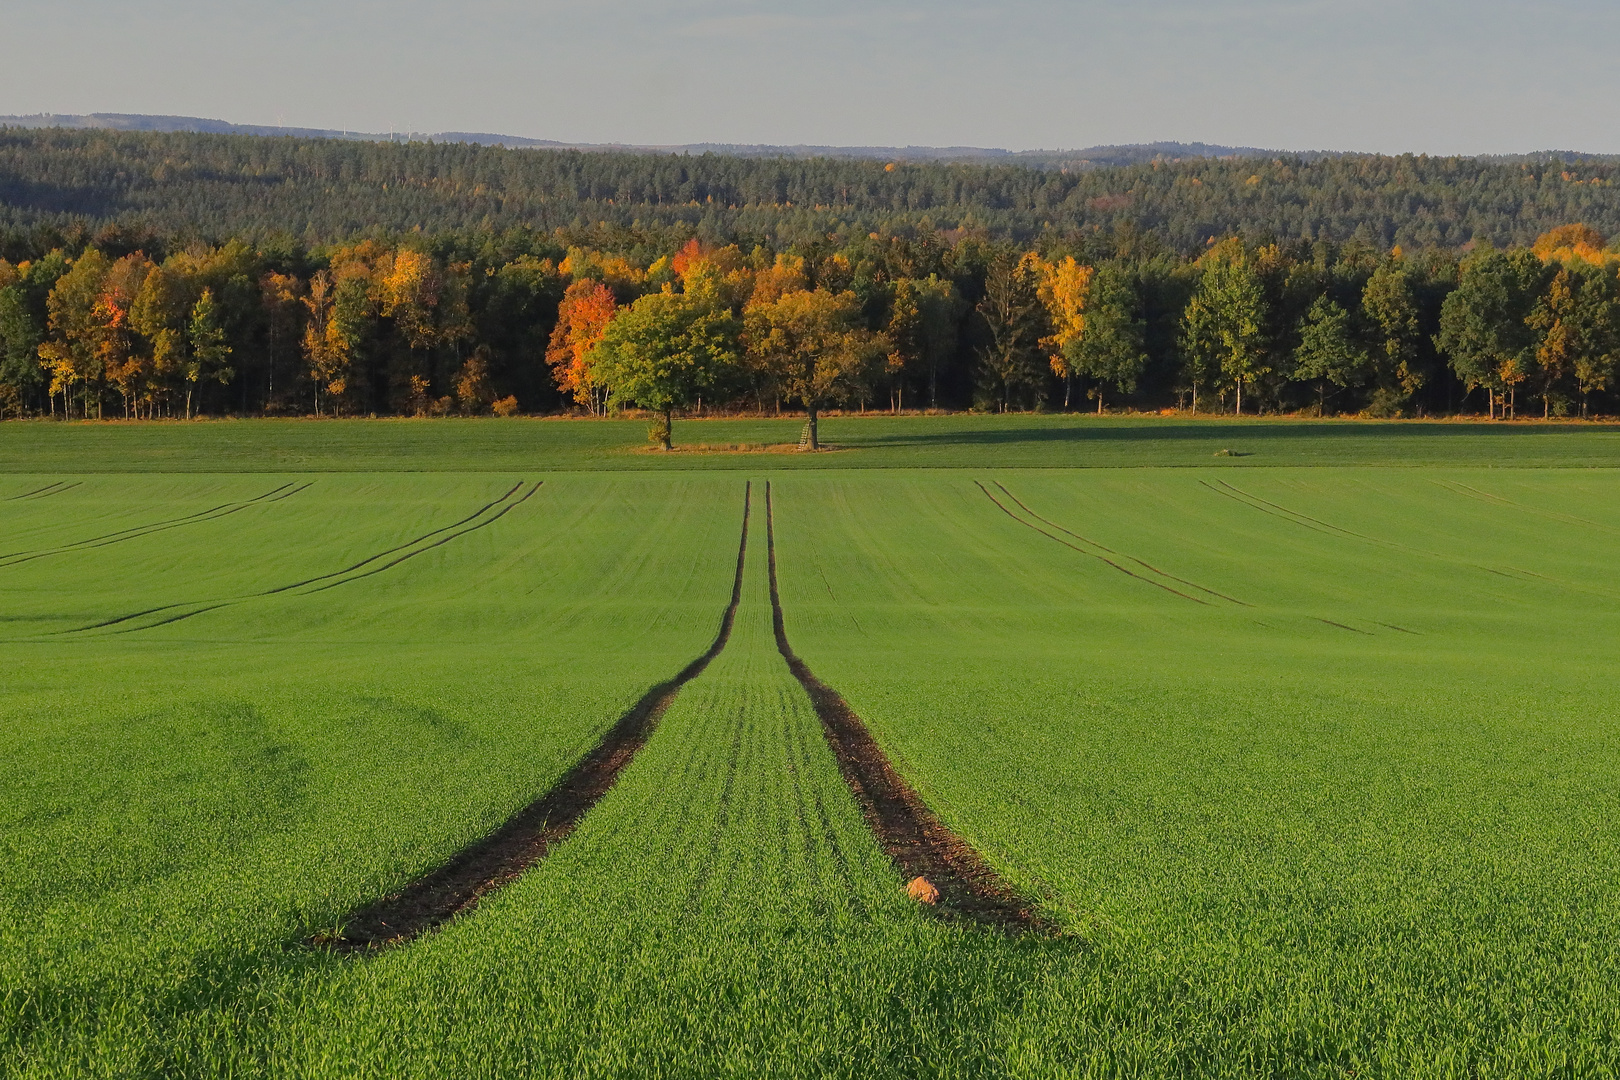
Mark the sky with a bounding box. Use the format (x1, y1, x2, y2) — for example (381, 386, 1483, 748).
(3, 0, 1618, 155)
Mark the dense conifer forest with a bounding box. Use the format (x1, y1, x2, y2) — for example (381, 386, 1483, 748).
(1, 127, 1617, 421)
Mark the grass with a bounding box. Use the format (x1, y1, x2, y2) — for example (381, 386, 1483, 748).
(772, 469, 1620, 1074)
(1, 412, 1619, 472)
(2, 419, 1619, 1076)
(0, 474, 746, 1075)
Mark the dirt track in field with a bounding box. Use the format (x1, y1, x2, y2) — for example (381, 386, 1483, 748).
(313, 482, 754, 953)
(764, 481, 1049, 933)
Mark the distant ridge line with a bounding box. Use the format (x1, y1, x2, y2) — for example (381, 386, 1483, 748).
(6, 113, 1614, 167)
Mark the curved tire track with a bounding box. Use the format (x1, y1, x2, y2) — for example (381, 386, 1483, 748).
(1, 482, 308, 567)
(62, 483, 540, 635)
(976, 481, 1208, 605)
(766, 481, 1049, 933)
(993, 481, 1248, 605)
(313, 482, 754, 952)
(6, 481, 80, 502)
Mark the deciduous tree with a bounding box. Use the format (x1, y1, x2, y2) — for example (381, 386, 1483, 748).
(301, 271, 352, 416)
(1438, 250, 1546, 418)
(1181, 242, 1267, 414)
(1065, 264, 1147, 414)
(746, 287, 885, 449)
(589, 291, 741, 449)
(1361, 258, 1425, 412)
(184, 289, 233, 419)
(546, 280, 618, 414)
(1031, 255, 1093, 409)
(39, 248, 112, 418)
(886, 274, 961, 411)
(975, 252, 1046, 412)
(1294, 296, 1369, 415)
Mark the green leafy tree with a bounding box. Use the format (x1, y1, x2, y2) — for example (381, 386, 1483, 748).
(975, 253, 1046, 412)
(1181, 244, 1267, 414)
(590, 291, 741, 449)
(1361, 258, 1425, 412)
(1437, 250, 1546, 418)
(184, 289, 234, 419)
(1294, 296, 1369, 415)
(1064, 264, 1147, 413)
(0, 258, 54, 412)
(1574, 270, 1620, 418)
(886, 275, 962, 410)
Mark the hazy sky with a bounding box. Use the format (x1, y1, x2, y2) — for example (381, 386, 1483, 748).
(4, 1, 1617, 154)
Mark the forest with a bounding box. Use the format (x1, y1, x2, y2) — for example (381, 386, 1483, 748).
(1, 128, 1618, 422)
(5, 129, 1620, 251)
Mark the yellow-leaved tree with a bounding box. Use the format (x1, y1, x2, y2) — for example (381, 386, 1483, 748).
(1029, 255, 1094, 408)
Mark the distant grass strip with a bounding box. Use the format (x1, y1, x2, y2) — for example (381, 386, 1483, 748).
(765, 481, 1046, 931)
(316, 481, 754, 951)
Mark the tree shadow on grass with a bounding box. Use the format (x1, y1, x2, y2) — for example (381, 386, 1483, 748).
(844, 418, 1620, 450)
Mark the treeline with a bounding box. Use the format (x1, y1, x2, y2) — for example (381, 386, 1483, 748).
(5, 128, 1620, 253)
(2, 223, 1617, 422)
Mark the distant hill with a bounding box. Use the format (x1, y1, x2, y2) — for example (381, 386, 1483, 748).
(0, 113, 1295, 167)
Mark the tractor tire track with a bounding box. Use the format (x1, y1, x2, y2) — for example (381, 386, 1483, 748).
(301, 483, 540, 595)
(992, 481, 1248, 605)
(61, 483, 539, 635)
(313, 482, 754, 953)
(262, 482, 530, 596)
(6, 481, 66, 501)
(6, 481, 80, 501)
(1316, 618, 1373, 636)
(1434, 478, 1620, 538)
(1203, 477, 1620, 601)
(1, 483, 307, 567)
(767, 481, 1049, 933)
(976, 481, 1208, 605)
(1198, 479, 1357, 542)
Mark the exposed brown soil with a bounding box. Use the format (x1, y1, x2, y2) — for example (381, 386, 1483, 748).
(763, 481, 1051, 934)
(312, 482, 754, 953)
(628, 444, 849, 456)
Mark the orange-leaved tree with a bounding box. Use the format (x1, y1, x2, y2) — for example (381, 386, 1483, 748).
(95, 253, 155, 418)
(1532, 225, 1611, 268)
(546, 280, 618, 414)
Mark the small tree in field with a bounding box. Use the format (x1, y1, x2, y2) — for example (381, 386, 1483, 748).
(588, 291, 740, 449)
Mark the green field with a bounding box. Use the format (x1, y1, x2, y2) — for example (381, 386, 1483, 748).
(2, 418, 1618, 1077)
(3, 413, 1620, 472)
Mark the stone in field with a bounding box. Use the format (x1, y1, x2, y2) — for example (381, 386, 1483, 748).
(906, 876, 940, 904)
